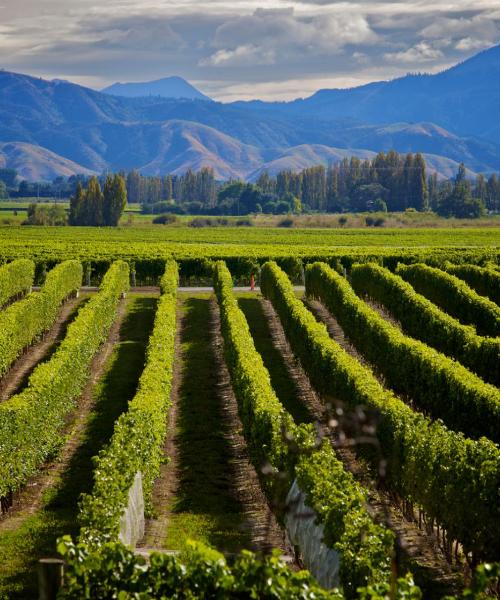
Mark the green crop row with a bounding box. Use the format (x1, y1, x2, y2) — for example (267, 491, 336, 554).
(306, 262, 500, 444)
(0, 259, 35, 307)
(397, 263, 500, 337)
(0, 232, 497, 282)
(79, 261, 178, 546)
(350, 263, 500, 386)
(260, 261, 500, 563)
(444, 263, 500, 306)
(57, 535, 436, 600)
(213, 261, 393, 596)
(0, 261, 129, 499)
(0, 260, 82, 377)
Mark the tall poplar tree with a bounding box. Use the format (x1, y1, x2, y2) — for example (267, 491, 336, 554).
(103, 174, 127, 226)
(69, 182, 85, 225)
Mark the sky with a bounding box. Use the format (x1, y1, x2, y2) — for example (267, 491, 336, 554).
(1, 0, 499, 101)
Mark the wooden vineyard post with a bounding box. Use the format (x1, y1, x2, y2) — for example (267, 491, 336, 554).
(38, 558, 64, 600)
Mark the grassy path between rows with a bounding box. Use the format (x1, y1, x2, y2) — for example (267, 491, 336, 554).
(161, 293, 251, 553)
(0, 295, 157, 599)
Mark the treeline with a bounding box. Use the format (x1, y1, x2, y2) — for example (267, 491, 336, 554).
(130, 154, 500, 218)
(3, 151, 500, 218)
(126, 167, 216, 206)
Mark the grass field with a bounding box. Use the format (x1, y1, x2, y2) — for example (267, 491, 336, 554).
(1, 199, 499, 229)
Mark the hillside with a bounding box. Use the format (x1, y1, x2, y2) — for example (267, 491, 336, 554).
(0, 142, 96, 181)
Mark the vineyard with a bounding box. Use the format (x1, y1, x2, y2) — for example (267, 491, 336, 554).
(0, 237, 499, 598)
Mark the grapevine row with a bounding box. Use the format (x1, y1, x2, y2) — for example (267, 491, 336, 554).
(213, 261, 394, 595)
(79, 261, 178, 545)
(397, 263, 500, 336)
(0, 259, 35, 307)
(260, 261, 500, 563)
(0, 261, 129, 500)
(306, 262, 500, 443)
(350, 262, 500, 386)
(0, 260, 82, 377)
(444, 263, 500, 306)
(0, 237, 497, 282)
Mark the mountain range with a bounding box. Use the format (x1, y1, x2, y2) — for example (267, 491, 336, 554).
(1, 43, 499, 182)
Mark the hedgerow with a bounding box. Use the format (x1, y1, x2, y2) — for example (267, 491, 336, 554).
(261, 261, 500, 564)
(0, 258, 35, 307)
(214, 261, 394, 595)
(0, 259, 82, 377)
(0, 260, 129, 499)
(397, 263, 500, 336)
(350, 262, 500, 386)
(444, 262, 500, 306)
(306, 262, 500, 443)
(79, 261, 178, 545)
(56, 537, 430, 599)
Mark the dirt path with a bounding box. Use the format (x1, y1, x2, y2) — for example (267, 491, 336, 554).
(0, 295, 87, 402)
(140, 293, 290, 557)
(258, 295, 463, 598)
(209, 297, 289, 555)
(0, 298, 128, 529)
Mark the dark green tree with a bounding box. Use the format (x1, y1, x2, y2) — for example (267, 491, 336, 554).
(103, 174, 127, 226)
(69, 182, 85, 225)
(126, 170, 141, 204)
(85, 176, 104, 226)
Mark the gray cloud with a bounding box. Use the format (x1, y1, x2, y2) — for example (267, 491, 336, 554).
(1, 0, 499, 100)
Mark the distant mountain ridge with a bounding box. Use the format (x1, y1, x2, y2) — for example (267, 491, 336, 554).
(235, 43, 500, 142)
(0, 44, 499, 181)
(102, 76, 211, 101)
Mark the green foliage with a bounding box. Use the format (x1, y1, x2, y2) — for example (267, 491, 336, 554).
(0, 261, 129, 499)
(351, 263, 500, 386)
(397, 263, 500, 336)
(0, 259, 82, 377)
(295, 444, 394, 597)
(79, 261, 178, 545)
(444, 263, 500, 306)
(214, 261, 394, 594)
(261, 261, 500, 562)
(0, 258, 34, 307)
(58, 538, 343, 599)
(71, 176, 126, 227)
(24, 203, 67, 225)
(213, 261, 293, 482)
(307, 262, 500, 443)
(0, 224, 498, 282)
(437, 164, 485, 218)
(103, 174, 127, 226)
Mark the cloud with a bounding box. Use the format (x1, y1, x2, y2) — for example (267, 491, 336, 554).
(0, 0, 499, 100)
(200, 7, 378, 68)
(455, 37, 493, 51)
(385, 41, 443, 63)
(200, 44, 276, 67)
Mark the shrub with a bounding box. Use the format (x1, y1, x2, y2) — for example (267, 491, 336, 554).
(152, 213, 178, 225)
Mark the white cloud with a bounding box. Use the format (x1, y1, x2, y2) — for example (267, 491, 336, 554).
(200, 44, 276, 66)
(385, 41, 443, 63)
(455, 37, 492, 51)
